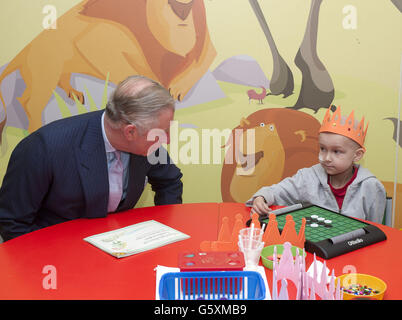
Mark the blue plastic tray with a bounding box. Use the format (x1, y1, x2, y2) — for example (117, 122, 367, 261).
(159, 271, 266, 300)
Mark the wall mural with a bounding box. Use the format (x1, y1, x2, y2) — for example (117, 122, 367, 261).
(0, 0, 401, 227)
(221, 108, 321, 203)
(0, 0, 217, 137)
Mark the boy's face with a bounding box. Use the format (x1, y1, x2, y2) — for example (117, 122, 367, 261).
(318, 132, 365, 176)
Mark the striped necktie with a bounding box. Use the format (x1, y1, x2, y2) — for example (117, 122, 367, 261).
(107, 151, 123, 212)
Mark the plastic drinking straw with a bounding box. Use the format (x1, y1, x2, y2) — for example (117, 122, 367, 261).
(249, 223, 254, 249)
(258, 226, 264, 242)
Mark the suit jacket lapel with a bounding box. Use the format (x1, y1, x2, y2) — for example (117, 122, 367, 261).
(75, 111, 109, 218)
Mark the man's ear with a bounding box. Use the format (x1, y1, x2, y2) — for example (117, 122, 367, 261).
(122, 123, 138, 141)
(353, 147, 365, 162)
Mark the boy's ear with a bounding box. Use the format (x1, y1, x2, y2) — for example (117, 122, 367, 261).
(353, 147, 365, 162)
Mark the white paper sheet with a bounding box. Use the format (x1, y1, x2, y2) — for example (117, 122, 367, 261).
(84, 220, 190, 258)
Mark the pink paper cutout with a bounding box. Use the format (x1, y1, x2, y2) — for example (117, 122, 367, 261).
(271, 242, 343, 300)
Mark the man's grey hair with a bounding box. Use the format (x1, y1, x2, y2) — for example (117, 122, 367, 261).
(105, 75, 174, 133)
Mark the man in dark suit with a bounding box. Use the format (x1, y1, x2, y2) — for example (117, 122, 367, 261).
(0, 75, 183, 241)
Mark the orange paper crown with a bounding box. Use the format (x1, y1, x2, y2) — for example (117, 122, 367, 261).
(319, 106, 368, 148)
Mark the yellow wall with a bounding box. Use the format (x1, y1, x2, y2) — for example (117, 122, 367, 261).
(0, 0, 401, 227)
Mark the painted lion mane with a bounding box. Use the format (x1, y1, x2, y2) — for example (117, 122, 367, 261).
(80, 0, 207, 88)
(221, 108, 321, 202)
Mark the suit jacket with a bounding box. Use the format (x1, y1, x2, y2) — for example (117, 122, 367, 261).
(0, 110, 183, 241)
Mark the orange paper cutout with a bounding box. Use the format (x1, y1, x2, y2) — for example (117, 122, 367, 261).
(199, 211, 306, 252)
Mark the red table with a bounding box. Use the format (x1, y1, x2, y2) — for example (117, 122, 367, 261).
(0, 202, 401, 300)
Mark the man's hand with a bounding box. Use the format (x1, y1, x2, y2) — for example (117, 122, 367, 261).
(251, 196, 272, 215)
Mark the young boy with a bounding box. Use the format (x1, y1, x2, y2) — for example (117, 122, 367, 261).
(247, 107, 386, 224)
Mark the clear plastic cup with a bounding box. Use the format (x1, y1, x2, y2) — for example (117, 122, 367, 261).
(239, 227, 264, 242)
(238, 238, 264, 269)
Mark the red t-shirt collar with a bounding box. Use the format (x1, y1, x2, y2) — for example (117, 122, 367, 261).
(328, 166, 359, 209)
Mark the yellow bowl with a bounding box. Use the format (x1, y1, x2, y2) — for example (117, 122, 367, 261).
(336, 273, 387, 300)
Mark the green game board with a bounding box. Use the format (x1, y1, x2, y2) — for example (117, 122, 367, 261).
(273, 206, 368, 243)
(258, 205, 386, 259)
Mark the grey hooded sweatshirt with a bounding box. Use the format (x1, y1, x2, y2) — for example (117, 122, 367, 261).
(246, 164, 386, 224)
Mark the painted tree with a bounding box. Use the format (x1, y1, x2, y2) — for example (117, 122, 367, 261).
(248, 0, 334, 112)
